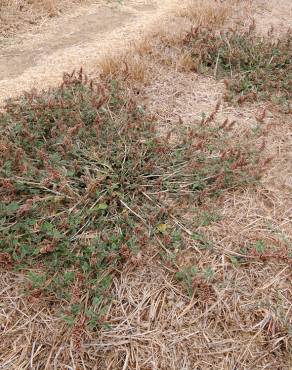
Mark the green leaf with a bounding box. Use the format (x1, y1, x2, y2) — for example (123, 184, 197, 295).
(230, 256, 239, 267)
(204, 267, 214, 279)
(64, 271, 75, 284)
(71, 304, 82, 316)
(28, 272, 47, 288)
(92, 296, 102, 305)
(103, 322, 111, 330)
(190, 265, 198, 275)
(6, 202, 20, 213)
(98, 203, 108, 210)
(62, 315, 75, 326)
(255, 240, 266, 254)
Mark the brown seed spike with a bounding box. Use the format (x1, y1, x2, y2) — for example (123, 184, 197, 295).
(191, 25, 199, 37)
(227, 120, 236, 130)
(78, 67, 83, 81)
(263, 156, 274, 166)
(219, 118, 228, 129)
(238, 95, 247, 105)
(166, 130, 172, 141)
(260, 138, 266, 151)
(215, 100, 221, 112)
(256, 108, 266, 123)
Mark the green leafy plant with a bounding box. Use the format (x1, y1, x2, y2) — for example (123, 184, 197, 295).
(175, 265, 198, 295)
(0, 69, 262, 326)
(182, 25, 291, 112)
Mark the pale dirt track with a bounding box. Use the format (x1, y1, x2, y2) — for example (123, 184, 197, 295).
(0, 0, 291, 105)
(0, 0, 181, 104)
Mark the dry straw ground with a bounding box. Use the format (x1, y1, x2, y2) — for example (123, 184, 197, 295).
(0, 0, 291, 369)
(0, 0, 88, 36)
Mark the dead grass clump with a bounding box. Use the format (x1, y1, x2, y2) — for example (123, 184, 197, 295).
(99, 53, 148, 83)
(41, 0, 58, 16)
(176, 0, 232, 27)
(80, 260, 291, 369)
(0, 0, 86, 37)
(177, 51, 197, 72)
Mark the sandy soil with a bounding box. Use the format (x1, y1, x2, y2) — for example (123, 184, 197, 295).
(253, 0, 292, 36)
(0, 0, 291, 105)
(0, 0, 183, 104)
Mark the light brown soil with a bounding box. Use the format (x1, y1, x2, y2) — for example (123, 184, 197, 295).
(0, 0, 184, 104)
(0, 0, 90, 37)
(253, 0, 292, 36)
(1, 0, 291, 105)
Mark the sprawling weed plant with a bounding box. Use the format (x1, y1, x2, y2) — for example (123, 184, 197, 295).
(183, 25, 291, 112)
(0, 70, 261, 326)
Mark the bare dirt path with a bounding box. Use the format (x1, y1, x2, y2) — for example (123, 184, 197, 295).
(0, 0, 179, 104)
(253, 0, 292, 36)
(0, 0, 291, 105)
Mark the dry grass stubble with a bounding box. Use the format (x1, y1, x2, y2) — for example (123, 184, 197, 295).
(97, 1, 291, 368)
(142, 73, 292, 369)
(0, 0, 88, 37)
